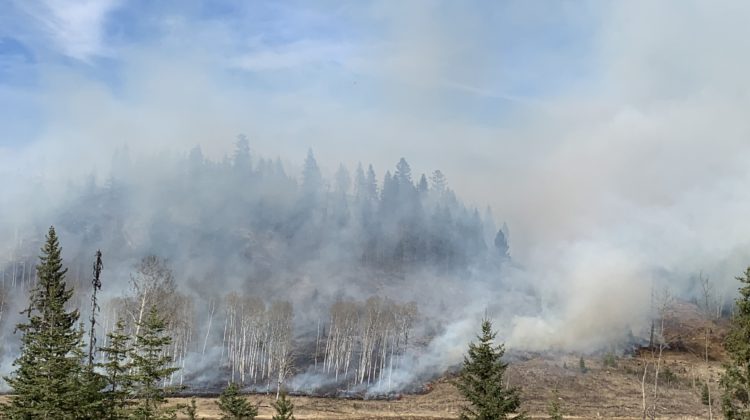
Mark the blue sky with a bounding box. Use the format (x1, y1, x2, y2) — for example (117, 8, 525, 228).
(0, 1, 600, 149)
(2, 0, 750, 259)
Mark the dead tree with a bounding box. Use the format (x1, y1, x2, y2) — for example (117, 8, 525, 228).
(698, 272, 714, 420)
(0, 284, 6, 328)
(650, 287, 673, 419)
(88, 250, 103, 368)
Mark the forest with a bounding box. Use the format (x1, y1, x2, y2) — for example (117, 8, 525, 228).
(0, 137, 513, 395)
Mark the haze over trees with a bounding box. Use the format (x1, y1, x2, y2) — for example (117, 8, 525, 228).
(1, 228, 181, 419)
(0, 140, 513, 394)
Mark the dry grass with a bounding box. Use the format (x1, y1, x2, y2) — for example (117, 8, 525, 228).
(0, 353, 724, 419)
(154, 350, 721, 419)
(0, 302, 729, 419)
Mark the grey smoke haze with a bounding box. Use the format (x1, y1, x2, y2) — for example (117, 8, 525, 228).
(2, 0, 750, 389)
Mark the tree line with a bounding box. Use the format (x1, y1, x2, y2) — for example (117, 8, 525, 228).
(0, 226, 524, 420)
(1, 227, 180, 419)
(0, 227, 308, 420)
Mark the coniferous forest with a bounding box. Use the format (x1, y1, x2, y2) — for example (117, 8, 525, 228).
(0, 138, 515, 398)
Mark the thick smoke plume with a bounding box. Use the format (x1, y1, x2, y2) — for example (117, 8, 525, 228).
(3, 0, 750, 394)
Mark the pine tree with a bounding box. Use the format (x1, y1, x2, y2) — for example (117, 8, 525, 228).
(76, 323, 107, 419)
(455, 319, 523, 420)
(271, 392, 295, 420)
(130, 307, 179, 420)
(720, 267, 750, 418)
(99, 319, 133, 419)
(1, 226, 88, 419)
(217, 382, 258, 420)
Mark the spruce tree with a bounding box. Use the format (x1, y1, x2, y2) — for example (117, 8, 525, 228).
(99, 319, 133, 419)
(1, 226, 87, 419)
(455, 319, 523, 420)
(271, 392, 295, 420)
(547, 388, 563, 420)
(130, 307, 179, 420)
(217, 382, 257, 420)
(720, 267, 750, 418)
(76, 323, 107, 419)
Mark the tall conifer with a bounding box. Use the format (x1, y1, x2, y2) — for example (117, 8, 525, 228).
(455, 319, 523, 420)
(2, 226, 86, 419)
(130, 307, 179, 419)
(720, 267, 750, 418)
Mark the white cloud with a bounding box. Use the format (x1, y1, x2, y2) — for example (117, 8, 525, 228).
(16, 0, 121, 61)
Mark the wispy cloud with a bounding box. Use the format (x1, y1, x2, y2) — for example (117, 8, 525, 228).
(16, 0, 121, 61)
(230, 39, 350, 72)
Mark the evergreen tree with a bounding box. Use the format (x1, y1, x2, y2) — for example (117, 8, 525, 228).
(365, 164, 378, 201)
(720, 267, 750, 418)
(76, 323, 106, 419)
(455, 319, 523, 420)
(547, 388, 563, 420)
(1, 226, 88, 419)
(418, 174, 429, 194)
(217, 382, 257, 420)
(430, 170, 447, 195)
(233, 134, 252, 173)
(301, 149, 322, 194)
(395, 158, 413, 187)
(99, 319, 133, 419)
(494, 230, 510, 259)
(334, 164, 351, 195)
(354, 163, 367, 202)
(130, 307, 179, 420)
(380, 171, 397, 212)
(271, 392, 295, 420)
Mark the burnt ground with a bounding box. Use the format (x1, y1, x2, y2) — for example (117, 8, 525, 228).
(0, 301, 730, 419)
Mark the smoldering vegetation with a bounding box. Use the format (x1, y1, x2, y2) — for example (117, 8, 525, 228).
(0, 138, 521, 395)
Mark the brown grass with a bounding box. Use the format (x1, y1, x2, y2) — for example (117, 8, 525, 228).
(0, 302, 728, 419)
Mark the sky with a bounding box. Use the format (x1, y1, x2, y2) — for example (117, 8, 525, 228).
(3, 0, 750, 348)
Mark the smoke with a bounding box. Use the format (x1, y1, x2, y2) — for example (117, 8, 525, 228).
(3, 0, 750, 392)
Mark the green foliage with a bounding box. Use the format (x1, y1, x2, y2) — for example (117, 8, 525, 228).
(0, 227, 96, 419)
(76, 325, 108, 419)
(454, 319, 524, 420)
(661, 366, 677, 386)
(99, 319, 133, 419)
(547, 388, 563, 420)
(271, 392, 296, 420)
(182, 397, 200, 420)
(130, 307, 180, 420)
(218, 383, 258, 419)
(602, 353, 617, 368)
(720, 267, 750, 419)
(579, 356, 587, 373)
(702, 382, 711, 406)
